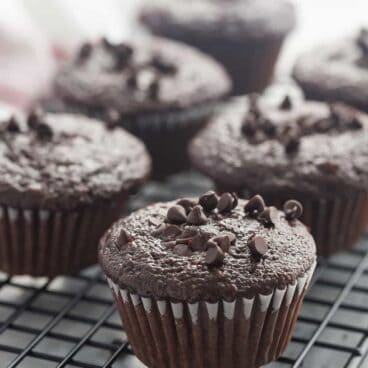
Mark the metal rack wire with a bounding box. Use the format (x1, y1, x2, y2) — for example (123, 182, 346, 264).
(0, 173, 367, 368)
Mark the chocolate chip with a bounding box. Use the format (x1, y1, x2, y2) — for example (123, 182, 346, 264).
(161, 225, 182, 240)
(151, 223, 167, 236)
(217, 192, 237, 213)
(284, 135, 300, 154)
(176, 198, 197, 214)
(104, 109, 120, 128)
(180, 227, 199, 239)
(173, 244, 192, 257)
(247, 235, 268, 257)
(148, 79, 160, 100)
(260, 118, 276, 137)
(162, 240, 176, 249)
(348, 117, 363, 130)
(148, 217, 161, 227)
(241, 119, 257, 137)
(317, 161, 339, 174)
(187, 205, 208, 225)
(258, 207, 279, 227)
(283, 200, 303, 221)
(199, 191, 218, 212)
(114, 43, 134, 69)
(357, 28, 368, 54)
(205, 245, 224, 267)
(244, 195, 265, 218)
(167, 205, 187, 224)
(77, 42, 92, 61)
(151, 55, 177, 75)
(6, 117, 20, 133)
(211, 234, 231, 252)
(27, 108, 44, 129)
(279, 95, 292, 110)
(222, 232, 236, 245)
(34, 122, 53, 140)
(190, 232, 211, 251)
(117, 229, 133, 249)
(126, 73, 137, 88)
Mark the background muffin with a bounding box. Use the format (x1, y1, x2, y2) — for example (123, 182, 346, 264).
(0, 110, 151, 276)
(99, 192, 316, 368)
(43, 37, 231, 178)
(189, 95, 368, 256)
(293, 28, 368, 113)
(140, 0, 296, 95)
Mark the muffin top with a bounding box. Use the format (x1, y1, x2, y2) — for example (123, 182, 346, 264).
(99, 192, 316, 302)
(53, 37, 231, 118)
(0, 110, 151, 210)
(293, 28, 368, 112)
(140, 0, 296, 41)
(189, 95, 368, 198)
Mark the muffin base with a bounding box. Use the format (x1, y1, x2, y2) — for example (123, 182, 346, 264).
(106, 262, 316, 368)
(0, 199, 126, 276)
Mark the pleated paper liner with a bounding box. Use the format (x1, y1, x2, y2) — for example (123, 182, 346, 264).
(258, 191, 368, 258)
(106, 262, 316, 368)
(0, 199, 126, 276)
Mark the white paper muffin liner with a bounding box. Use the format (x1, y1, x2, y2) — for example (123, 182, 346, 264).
(106, 261, 316, 368)
(0, 199, 125, 276)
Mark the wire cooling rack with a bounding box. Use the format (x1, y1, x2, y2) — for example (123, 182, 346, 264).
(0, 172, 368, 368)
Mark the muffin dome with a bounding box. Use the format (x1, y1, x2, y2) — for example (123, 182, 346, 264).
(0, 111, 151, 210)
(99, 193, 316, 303)
(189, 96, 368, 198)
(293, 28, 368, 113)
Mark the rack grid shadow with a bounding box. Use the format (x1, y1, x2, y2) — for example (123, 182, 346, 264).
(0, 174, 367, 368)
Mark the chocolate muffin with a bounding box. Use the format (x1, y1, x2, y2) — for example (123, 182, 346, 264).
(0, 110, 151, 276)
(293, 28, 368, 113)
(43, 37, 231, 178)
(99, 192, 316, 368)
(189, 95, 368, 256)
(139, 0, 296, 95)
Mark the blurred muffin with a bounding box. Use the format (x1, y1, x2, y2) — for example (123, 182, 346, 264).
(189, 94, 368, 256)
(140, 0, 296, 95)
(293, 28, 368, 113)
(0, 110, 150, 276)
(99, 192, 316, 368)
(43, 37, 231, 178)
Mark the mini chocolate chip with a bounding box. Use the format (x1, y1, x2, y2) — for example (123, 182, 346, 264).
(104, 109, 120, 128)
(317, 161, 339, 174)
(167, 205, 187, 224)
(126, 73, 137, 88)
(77, 42, 93, 61)
(247, 235, 268, 257)
(279, 95, 292, 110)
(244, 195, 265, 218)
(27, 108, 44, 129)
(205, 245, 224, 267)
(357, 28, 368, 54)
(35, 122, 53, 140)
(241, 117, 257, 137)
(199, 191, 218, 212)
(148, 79, 160, 100)
(190, 232, 212, 251)
(217, 192, 237, 213)
(284, 136, 300, 154)
(161, 225, 182, 240)
(114, 43, 134, 69)
(348, 117, 363, 130)
(258, 206, 279, 227)
(173, 244, 192, 257)
(211, 235, 231, 252)
(151, 223, 167, 236)
(117, 229, 133, 249)
(6, 117, 20, 133)
(151, 55, 177, 75)
(283, 200, 303, 221)
(187, 205, 208, 225)
(148, 217, 161, 227)
(260, 118, 276, 137)
(163, 241, 176, 249)
(176, 198, 197, 214)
